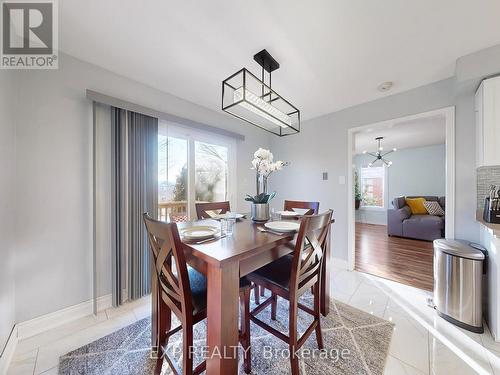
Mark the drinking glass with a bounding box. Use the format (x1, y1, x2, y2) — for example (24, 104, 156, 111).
(221, 213, 236, 236)
(271, 208, 281, 221)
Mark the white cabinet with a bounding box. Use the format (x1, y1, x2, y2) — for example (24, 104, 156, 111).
(475, 76, 500, 167)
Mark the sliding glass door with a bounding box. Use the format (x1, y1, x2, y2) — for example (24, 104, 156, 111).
(158, 121, 236, 221)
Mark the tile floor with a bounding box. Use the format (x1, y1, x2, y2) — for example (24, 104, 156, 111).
(7, 264, 500, 374)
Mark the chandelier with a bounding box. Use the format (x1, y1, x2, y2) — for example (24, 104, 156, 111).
(222, 49, 300, 137)
(363, 137, 397, 167)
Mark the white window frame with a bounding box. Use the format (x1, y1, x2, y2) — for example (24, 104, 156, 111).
(158, 120, 237, 220)
(359, 164, 388, 211)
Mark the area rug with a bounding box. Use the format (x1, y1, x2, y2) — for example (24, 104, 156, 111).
(59, 291, 394, 374)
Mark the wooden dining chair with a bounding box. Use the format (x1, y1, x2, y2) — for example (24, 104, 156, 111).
(284, 200, 320, 215)
(195, 201, 230, 219)
(143, 213, 252, 374)
(255, 200, 321, 302)
(246, 210, 333, 375)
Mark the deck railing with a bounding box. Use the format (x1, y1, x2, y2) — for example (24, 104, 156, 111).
(157, 201, 210, 222)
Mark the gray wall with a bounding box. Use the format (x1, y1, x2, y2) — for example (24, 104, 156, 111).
(354, 144, 446, 225)
(0, 72, 16, 352)
(270, 78, 456, 261)
(12, 53, 270, 323)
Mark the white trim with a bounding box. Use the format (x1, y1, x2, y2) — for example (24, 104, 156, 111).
(347, 106, 456, 271)
(16, 294, 112, 341)
(0, 328, 17, 375)
(0, 294, 112, 373)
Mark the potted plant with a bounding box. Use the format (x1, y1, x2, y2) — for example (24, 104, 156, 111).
(246, 148, 286, 221)
(354, 170, 362, 210)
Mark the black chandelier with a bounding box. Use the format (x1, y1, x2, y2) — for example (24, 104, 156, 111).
(222, 49, 300, 137)
(363, 137, 397, 167)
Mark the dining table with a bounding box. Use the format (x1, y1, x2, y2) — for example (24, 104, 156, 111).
(151, 215, 333, 375)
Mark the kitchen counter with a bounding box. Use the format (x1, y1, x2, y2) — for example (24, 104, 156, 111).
(476, 210, 500, 237)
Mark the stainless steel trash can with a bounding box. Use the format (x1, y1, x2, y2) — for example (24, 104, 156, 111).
(433, 239, 486, 333)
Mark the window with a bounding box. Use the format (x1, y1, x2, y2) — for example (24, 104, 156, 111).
(360, 166, 385, 208)
(157, 121, 236, 222)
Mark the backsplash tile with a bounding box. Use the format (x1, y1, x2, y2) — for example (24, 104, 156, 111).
(477, 166, 500, 209)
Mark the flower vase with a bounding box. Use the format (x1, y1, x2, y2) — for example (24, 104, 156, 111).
(251, 203, 270, 222)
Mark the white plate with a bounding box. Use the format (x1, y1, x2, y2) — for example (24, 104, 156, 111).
(264, 221, 300, 233)
(213, 213, 245, 220)
(277, 210, 300, 217)
(181, 226, 220, 240)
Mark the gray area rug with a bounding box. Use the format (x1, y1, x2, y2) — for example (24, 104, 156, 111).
(59, 291, 394, 374)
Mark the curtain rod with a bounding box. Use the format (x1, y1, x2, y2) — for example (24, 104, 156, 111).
(86, 89, 245, 141)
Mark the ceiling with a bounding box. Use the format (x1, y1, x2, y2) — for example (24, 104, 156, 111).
(354, 115, 446, 154)
(60, 0, 500, 121)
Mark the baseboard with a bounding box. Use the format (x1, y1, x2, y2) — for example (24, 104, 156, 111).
(0, 327, 18, 375)
(16, 294, 112, 340)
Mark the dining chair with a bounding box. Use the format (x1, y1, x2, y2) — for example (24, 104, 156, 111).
(255, 200, 321, 301)
(284, 200, 320, 215)
(143, 213, 252, 374)
(246, 210, 333, 375)
(195, 201, 231, 219)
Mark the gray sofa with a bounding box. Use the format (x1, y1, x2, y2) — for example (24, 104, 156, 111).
(387, 196, 445, 241)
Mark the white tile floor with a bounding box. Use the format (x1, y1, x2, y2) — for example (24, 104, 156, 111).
(7, 265, 500, 374)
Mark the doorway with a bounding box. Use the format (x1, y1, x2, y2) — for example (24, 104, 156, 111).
(347, 107, 455, 290)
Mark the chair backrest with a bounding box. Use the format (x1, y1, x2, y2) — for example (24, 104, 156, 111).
(289, 210, 333, 296)
(284, 200, 320, 215)
(143, 213, 192, 319)
(195, 201, 231, 219)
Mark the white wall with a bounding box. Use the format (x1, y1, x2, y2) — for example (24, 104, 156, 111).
(270, 78, 455, 261)
(354, 144, 446, 225)
(0, 72, 16, 352)
(13, 53, 270, 322)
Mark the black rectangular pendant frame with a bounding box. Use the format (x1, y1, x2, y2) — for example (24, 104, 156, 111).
(221, 68, 300, 137)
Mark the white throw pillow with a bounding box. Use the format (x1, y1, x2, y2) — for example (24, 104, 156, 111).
(423, 201, 445, 216)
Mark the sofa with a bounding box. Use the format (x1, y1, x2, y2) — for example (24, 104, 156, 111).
(387, 196, 445, 241)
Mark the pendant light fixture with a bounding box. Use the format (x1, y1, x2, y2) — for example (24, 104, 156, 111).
(222, 49, 300, 136)
(362, 137, 397, 167)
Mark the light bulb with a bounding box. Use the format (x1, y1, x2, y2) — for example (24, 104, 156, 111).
(368, 163, 373, 167)
(378, 146, 383, 151)
(234, 87, 291, 128)
(392, 148, 397, 152)
(362, 150, 367, 154)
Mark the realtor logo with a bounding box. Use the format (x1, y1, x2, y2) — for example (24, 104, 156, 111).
(1, 0, 58, 69)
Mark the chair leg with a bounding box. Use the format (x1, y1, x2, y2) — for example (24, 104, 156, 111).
(240, 288, 252, 374)
(254, 284, 260, 305)
(271, 293, 278, 321)
(289, 302, 300, 375)
(182, 321, 194, 375)
(158, 297, 172, 356)
(313, 282, 324, 350)
(260, 286, 265, 297)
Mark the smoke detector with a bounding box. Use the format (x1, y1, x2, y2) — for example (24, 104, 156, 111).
(378, 81, 393, 92)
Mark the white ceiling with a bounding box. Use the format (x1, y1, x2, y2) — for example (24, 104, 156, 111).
(60, 0, 500, 121)
(354, 115, 446, 154)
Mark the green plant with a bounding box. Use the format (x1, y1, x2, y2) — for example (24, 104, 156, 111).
(354, 170, 362, 201)
(245, 191, 276, 204)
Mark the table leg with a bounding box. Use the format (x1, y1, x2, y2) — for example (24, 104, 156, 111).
(206, 261, 240, 375)
(321, 224, 332, 316)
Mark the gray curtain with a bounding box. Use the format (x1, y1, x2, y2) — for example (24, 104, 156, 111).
(111, 108, 158, 306)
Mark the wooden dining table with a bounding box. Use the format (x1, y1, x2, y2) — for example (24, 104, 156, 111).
(151, 216, 333, 375)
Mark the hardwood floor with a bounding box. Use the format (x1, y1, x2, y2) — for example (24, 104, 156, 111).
(355, 223, 434, 291)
